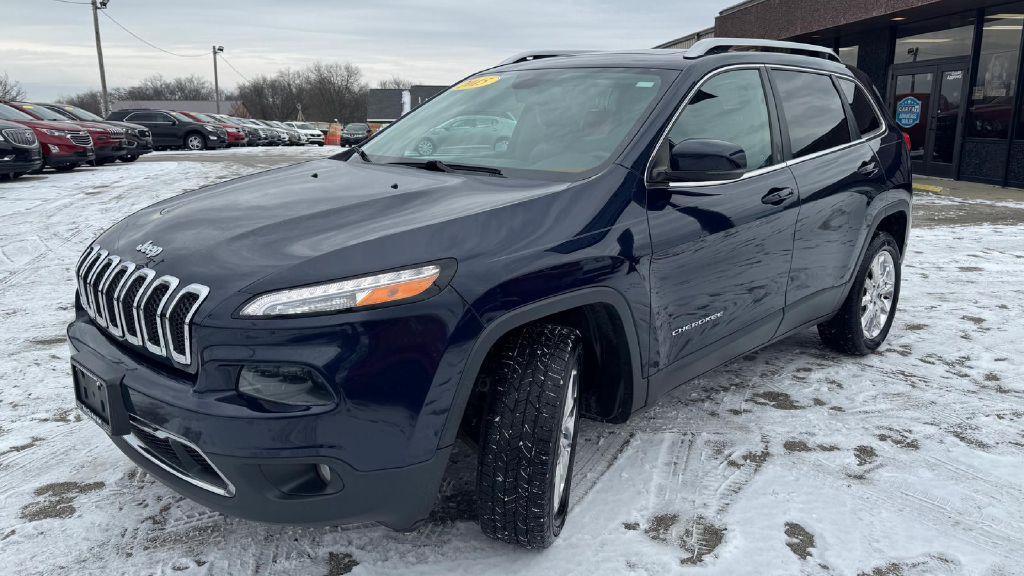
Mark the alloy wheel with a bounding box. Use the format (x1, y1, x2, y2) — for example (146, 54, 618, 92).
(860, 250, 896, 339)
(551, 364, 579, 514)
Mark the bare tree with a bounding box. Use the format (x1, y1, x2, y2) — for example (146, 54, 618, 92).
(376, 76, 415, 90)
(111, 74, 215, 101)
(236, 61, 368, 122)
(0, 72, 26, 100)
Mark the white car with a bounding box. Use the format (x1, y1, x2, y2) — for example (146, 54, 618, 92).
(284, 122, 325, 146)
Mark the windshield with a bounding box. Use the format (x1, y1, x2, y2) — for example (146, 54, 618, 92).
(345, 123, 368, 132)
(0, 103, 34, 121)
(191, 113, 217, 123)
(169, 111, 194, 123)
(293, 122, 314, 130)
(16, 104, 69, 122)
(58, 104, 103, 121)
(358, 68, 673, 178)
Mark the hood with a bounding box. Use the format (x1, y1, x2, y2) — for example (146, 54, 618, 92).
(95, 158, 571, 312)
(105, 120, 148, 132)
(14, 119, 84, 132)
(75, 121, 121, 135)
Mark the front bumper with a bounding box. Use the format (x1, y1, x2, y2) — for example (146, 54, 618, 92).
(44, 145, 94, 166)
(95, 143, 127, 161)
(1, 147, 43, 174)
(66, 285, 482, 529)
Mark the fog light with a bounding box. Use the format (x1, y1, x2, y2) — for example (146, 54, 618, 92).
(237, 365, 333, 406)
(316, 464, 332, 484)
(48, 144, 60, 153)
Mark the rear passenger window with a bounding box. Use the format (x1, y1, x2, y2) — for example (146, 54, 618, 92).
(772, 70, 852, 158)
(667, 69, 774, 171)
(838, 78, 882, 137)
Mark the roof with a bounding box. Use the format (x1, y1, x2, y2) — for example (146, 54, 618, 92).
(110, 100, 243, 114)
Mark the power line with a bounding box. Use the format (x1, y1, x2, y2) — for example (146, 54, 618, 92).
(99, 10, 206, 58)
(218, 55, 250, 83)
(50, 0, 92, 5)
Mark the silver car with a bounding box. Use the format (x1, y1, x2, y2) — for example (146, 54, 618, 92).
(414, 114, 516, 156)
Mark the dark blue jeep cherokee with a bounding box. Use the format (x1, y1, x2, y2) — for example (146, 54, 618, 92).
(68, 39, 911, 549)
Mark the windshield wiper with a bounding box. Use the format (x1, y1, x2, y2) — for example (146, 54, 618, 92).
(349, 146, 372, 163)
(390, 159, 504, 177)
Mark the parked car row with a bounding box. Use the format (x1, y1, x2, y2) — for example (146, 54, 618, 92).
(1, 100, 147, 177)
(105, 109, 327, 150)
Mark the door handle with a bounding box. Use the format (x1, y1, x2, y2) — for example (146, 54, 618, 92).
(761, 187, 794, 206)
(858, 160, 880, 176)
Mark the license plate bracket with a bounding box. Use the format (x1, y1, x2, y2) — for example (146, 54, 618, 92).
(72, 359, 130, 436)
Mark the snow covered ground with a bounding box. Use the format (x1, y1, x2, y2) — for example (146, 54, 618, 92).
(1, 148, 1022, 575)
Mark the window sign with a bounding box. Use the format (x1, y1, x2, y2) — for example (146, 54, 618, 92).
(896, 96, 923, 128)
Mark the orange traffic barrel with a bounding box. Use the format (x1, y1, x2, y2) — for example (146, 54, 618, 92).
(326, 123, 342, 146)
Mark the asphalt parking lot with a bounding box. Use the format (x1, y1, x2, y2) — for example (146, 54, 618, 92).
(0, 147, 1022, 575)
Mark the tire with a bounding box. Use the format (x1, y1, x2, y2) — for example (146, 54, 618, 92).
(184, 133, 206, 151)
(53, 164, 78, 172)
(415, 138, 436, 156)
(818, 231, 901, 355)
(476, 323, 583, 549)
(120, 155, 139, 163)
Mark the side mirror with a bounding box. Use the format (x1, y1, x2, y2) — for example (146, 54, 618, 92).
(657, 139, 748, 183)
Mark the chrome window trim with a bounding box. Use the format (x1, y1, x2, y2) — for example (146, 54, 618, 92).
(92, 255, 121, 328)
(124, 268, 156, 346)
(139, 275, 179, 356)
(103, 261, 136, 338)
(163, 283, 210, 365)
(83, 249, 109, 317)
(125, 415, 235, 498)
(644, 63, 889, 189)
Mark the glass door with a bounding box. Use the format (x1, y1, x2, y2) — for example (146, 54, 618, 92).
(893, 61, 969, 178)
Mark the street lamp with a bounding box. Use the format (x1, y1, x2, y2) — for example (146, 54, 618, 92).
(212, 45, 224, 113)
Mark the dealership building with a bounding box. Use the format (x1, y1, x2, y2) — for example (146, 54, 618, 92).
(661, 0, 1024, 187)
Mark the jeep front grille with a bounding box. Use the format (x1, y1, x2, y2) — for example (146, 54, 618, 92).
(68, 131, 93, 147)
(76, 245, 209, 367)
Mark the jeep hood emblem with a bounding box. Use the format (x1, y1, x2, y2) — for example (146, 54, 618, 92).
(136, 240, 163, 258)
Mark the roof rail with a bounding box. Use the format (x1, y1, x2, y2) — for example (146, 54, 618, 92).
(685, 38, 840, 62)
(498, 50, 596, 66)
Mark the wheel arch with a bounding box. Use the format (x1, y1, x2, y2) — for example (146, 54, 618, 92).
(439, 286, 646, 448)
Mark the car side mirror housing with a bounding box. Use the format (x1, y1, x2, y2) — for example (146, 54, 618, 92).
(654, 139, 748, 183)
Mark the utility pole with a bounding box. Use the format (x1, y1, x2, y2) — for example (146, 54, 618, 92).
(91, 0, 110, 117)
(212, 45, 224, 113)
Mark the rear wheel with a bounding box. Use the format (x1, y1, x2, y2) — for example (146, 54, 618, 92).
(818, 232, 901, 355)
(476, 323, 582, 549)
(120, 155, 139, 163)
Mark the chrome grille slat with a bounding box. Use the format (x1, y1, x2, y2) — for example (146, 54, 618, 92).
(1, 128, 37, 147)
(75, 246, 207, 367)
(139, 275, 179, 356)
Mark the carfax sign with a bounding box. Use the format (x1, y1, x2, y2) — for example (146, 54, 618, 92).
(896, 96, 923, 129)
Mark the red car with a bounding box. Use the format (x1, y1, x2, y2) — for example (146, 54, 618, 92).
(7, 101, 127, 165)
(0, 102, 94, 171)
(179, 111, 247, 146)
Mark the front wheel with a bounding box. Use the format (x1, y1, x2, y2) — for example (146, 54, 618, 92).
(184, 133, 206, 151)
(120, 155, 139, 163)
(476, 323, 582, 549)
(53, 164, 78, 172)
(818, 232, 901, 355)
(415, 138, 436, 156)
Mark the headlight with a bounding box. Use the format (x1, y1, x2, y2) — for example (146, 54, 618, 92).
(239, 264, 445, 317)
(43, 129, 69, 137)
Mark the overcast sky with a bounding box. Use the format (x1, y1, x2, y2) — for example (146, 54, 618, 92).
(3, 0, 723, 100)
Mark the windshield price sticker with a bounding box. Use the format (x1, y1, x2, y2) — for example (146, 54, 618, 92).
(454, 76, 501, 91)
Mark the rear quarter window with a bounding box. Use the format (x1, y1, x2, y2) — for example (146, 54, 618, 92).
(838, 78, 882, 137)
(772, 70, 852, 158)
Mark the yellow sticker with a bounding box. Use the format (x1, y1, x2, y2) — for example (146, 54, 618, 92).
(454, 76, 501, 91)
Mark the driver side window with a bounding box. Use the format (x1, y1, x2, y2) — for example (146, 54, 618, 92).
(666, 69, 774, 173)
